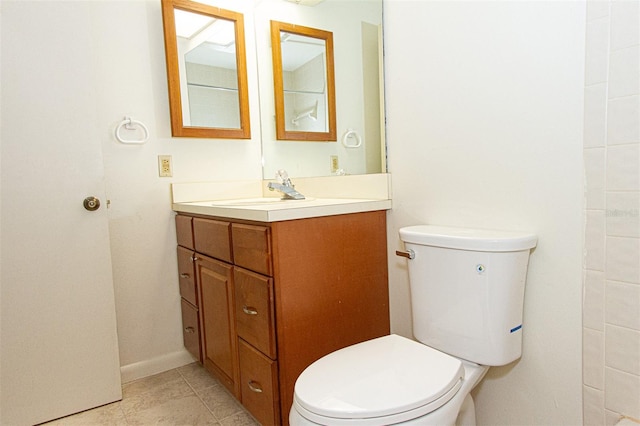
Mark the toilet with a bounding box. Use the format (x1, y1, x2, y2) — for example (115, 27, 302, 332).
(290, 225, 537, 426)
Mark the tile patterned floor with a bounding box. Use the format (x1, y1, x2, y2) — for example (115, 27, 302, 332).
(44, 363, 259, 425)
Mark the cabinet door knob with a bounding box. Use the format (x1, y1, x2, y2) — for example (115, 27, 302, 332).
(180, 273, 190, 279)
(190, 255, 199, 262)
(185, 326, 195, 333)
(248, 380, 263, 393)
(242, 306, 258, 316)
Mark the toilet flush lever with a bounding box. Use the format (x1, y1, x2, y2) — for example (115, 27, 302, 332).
(395, 249, 415, 260)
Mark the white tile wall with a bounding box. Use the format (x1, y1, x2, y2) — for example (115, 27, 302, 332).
(584, 384, 606, 425)
(604, 368, 640, 419)
(607, 95, 640, 145)
(585, 17, 611, 85)
(608, 46, 640, 99)
(606, 237, 640, 283)
(606, 192, 640, 237)
(583, 0, 640, 423)
(606, 281, 640, 330)
(584, 328, 606, 388)
(585, 84, 609, 148)
(584, 270, 606, 331)
(610, 0, 640, 50)
(605, 324, 640, 375)
(606, 145, 640, 190)
(585, 147, 607, 208)
(586, 210, 607, 270)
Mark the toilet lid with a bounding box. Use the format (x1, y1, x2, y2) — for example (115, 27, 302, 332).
(294, 334, 464, 422)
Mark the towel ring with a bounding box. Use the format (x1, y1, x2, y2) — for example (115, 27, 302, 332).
(341, 129, 362, 148)
(115, 116, 149, 144)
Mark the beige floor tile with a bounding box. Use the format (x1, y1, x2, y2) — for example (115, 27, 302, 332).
(43, 401, 127, 425)
(121, 376, 195, 416)
(179, 362, 221, 391)
(219, 411, 260, 426)
(124, 394, 219, 425)
(122, 369, 182, 398)
(41, 365, 257, 426)
(197, 384, 244, 421)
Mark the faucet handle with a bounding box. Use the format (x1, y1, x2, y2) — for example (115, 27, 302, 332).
(276, 169, 292, 186)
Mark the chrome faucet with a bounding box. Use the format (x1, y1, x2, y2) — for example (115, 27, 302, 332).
(268, 170, 306, 200)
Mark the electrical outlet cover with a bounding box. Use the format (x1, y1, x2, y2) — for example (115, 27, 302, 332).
(158, 155, 172, 177)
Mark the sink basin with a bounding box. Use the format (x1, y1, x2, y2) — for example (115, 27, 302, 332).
(209, 197, 315, 206)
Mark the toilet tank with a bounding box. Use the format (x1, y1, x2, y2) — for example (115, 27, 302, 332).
(399, 225, 537, 366)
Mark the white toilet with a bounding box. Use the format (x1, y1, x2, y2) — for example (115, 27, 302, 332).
(290, 225, 537, 426)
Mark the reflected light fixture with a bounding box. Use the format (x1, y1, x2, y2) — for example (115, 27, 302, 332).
(174, 9, 235, 46)
(283, 0, 325, 6)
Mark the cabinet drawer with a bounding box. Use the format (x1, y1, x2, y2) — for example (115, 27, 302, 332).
(177, 246, 197, 306)
(238, 339, 280, 426)
(232, 224, 272, 276)
(181, 299, 201, 362)
(235, 268, 276, 359)
(193, 218, 232, 263)
(175, 215, 194, 250)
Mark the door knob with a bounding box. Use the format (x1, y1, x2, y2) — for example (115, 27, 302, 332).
(83, 196, 101, 211)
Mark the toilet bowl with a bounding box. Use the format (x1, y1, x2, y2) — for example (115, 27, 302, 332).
(290, 225, 537, 426)
(290, 334, 489, 426)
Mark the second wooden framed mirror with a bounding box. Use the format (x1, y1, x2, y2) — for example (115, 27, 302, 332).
(270, 21, 336, 142)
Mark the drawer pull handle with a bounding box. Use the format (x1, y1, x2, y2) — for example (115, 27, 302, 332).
(242, 306, 258, 316)
(185, 326, 195, 333)
(190, 255, 199, 262)
(180, 273, 190, 279)
(248, 380, 263, 393)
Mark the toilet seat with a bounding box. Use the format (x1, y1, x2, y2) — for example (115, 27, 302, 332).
(293, 334, 465, 425)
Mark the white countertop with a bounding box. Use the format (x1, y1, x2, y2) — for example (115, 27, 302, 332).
(172, 197, 392, 222)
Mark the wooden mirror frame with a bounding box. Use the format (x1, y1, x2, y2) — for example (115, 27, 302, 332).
(161, 0, 251, 139)
(270, 21, 337, 142)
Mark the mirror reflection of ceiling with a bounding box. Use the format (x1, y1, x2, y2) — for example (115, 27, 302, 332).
(280, 32, 325, 71)
(175, 9, 237, 68)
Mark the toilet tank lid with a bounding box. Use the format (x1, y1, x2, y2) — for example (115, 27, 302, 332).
(399, 225, 537, 252)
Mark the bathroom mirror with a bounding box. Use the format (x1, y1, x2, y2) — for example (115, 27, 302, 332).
(270, 21, 337, 142)
(255, 0, 385, 178)
(161, 0, 251, 138)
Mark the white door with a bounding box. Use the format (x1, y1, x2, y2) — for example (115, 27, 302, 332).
(0, 2, 122, 424)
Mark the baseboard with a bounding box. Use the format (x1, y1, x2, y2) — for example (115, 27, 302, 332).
(120, 349, 196, 384)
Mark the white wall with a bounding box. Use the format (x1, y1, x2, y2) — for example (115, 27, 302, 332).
(0, 0, 378, 385)
(583, 1, 640, 423)
(384, 1, 586, 424)
(92, 0, 263, 377)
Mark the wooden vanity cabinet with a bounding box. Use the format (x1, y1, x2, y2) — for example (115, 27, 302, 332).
(175, 210, 390, 425)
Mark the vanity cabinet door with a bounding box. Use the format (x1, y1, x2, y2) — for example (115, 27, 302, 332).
(232, 223, 272, 276)
(238, 339, 280, 426)
(235, 268, 276, 359)
(195, 254, 238, 396)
